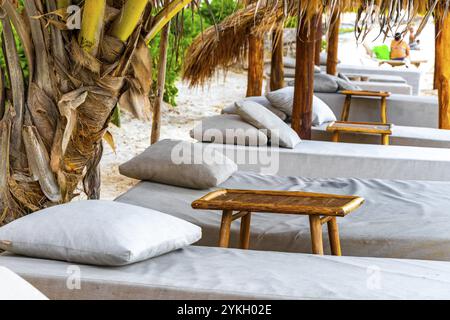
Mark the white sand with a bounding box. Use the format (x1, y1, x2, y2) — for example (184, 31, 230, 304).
(100, 19, 437, 200)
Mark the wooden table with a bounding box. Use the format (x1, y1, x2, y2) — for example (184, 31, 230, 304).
(327, 121, 393, 145)
(192, 189, 364, 256)
(339, 90, 391, 124)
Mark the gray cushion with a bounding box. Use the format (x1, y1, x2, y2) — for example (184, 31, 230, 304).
(190, 114, 268, 146)
(222, 96, 287, 121)
(265, 87, 336, 125)
(0, 201, 202, 266)
(236, 100, 301, 149)
(314, 73, 339, 93)
(266, 87, 295, 116)
(119, 139, 237, 189)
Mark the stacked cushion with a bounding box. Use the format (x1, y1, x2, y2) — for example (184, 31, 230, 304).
(235, 100, 301, 149)
(222, 96, 287, 121)
(266, 87, 337, 125)
(190, 114, 268, 146)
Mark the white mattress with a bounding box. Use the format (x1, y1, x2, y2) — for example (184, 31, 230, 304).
(204, 141, 450, 180)
(313, 124, 450, 149)
(0, 267, 48, 300)
(116, 171, 450, 261)
(2, 247, 450, 300)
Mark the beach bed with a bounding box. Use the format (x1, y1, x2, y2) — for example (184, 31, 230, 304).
(312, 123, 450, 148)
(204, 141, 450, 181)
(116, 171, 450, 261)
(321, 64, 423, 95)
(3, 247, 450, 300)
(316, 92, 439, 128)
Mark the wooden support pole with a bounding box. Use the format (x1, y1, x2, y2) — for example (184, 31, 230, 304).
(326, 9, 340, 75)
(315, 15, 323, 66)
(291, 15, 315, 139)
(434, 16, 442, 91)
(151, 20, 171, 144)
(437, 11, 450, 129)
(270, 30, 285, 91)
(246, 34, 264, 97)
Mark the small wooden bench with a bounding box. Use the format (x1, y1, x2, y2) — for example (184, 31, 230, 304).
(339, 90, 391, 124)
(192, 189, 365, 256)
(327, 121, 393, 145)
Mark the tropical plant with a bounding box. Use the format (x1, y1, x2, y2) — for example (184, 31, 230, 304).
(0, 0, 194, 225)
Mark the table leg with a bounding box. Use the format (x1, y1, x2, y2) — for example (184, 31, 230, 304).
(219, 210, 233, 248)
(309, 215, 324, 255)
(239, 212, 252, 250)
(340, 95, 352, 121)
(327, 217, 342, 256)
(382, 134, 389, 145)
(332, 131, 340, 143)
(380, 97, 387, 124)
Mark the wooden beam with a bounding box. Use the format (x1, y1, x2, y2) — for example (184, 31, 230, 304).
(291, 14, 315, 140)
(315, 14, 323, 66)
(246, 34, 264, 97)
(270, 30, 285, 91)
(437, 12, 450, 129)
(326, 9, 340, 75)
(151, 20, 171, 144)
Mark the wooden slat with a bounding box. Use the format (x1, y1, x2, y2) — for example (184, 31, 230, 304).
(339, 90, 391, 97)
(192, 189, 365, 217)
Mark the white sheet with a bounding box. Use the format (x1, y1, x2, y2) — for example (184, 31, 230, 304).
(2, 247, 450, 300)
(116, 171, 450, 261)
(0, 267, 48, 300)
(204, 141, 450, 180)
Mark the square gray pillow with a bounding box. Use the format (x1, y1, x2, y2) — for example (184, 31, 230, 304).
(222, 96, 287, 121)
(266, 87, 295, 116)
(0, 201, 202, 266)
(190, 114, 268, 146)
(119, 139, 238, 189)
(266, 87, 337, 126)
(235, 100, 301, 149)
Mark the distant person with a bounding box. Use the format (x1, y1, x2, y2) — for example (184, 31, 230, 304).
(390, 33, 410, 61)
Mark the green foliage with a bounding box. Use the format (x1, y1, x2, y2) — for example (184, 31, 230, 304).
(150, 0, 238, 106)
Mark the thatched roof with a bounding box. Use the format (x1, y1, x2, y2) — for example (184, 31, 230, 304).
(183, 0, 449, 87)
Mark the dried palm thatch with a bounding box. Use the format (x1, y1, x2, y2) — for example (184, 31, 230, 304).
(183, 0, 449, 87)
(0, 0, 195, 225)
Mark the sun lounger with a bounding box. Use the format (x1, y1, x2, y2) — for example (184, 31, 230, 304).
(312, 123, 450, 148)
(116, 171, 450, 261)
(322, 64, 423, 95)
(3, 247, 450, 299)
(316, 92, 439, 128)
(346, 81, 412, 95)
(204, 141, 450, 181)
